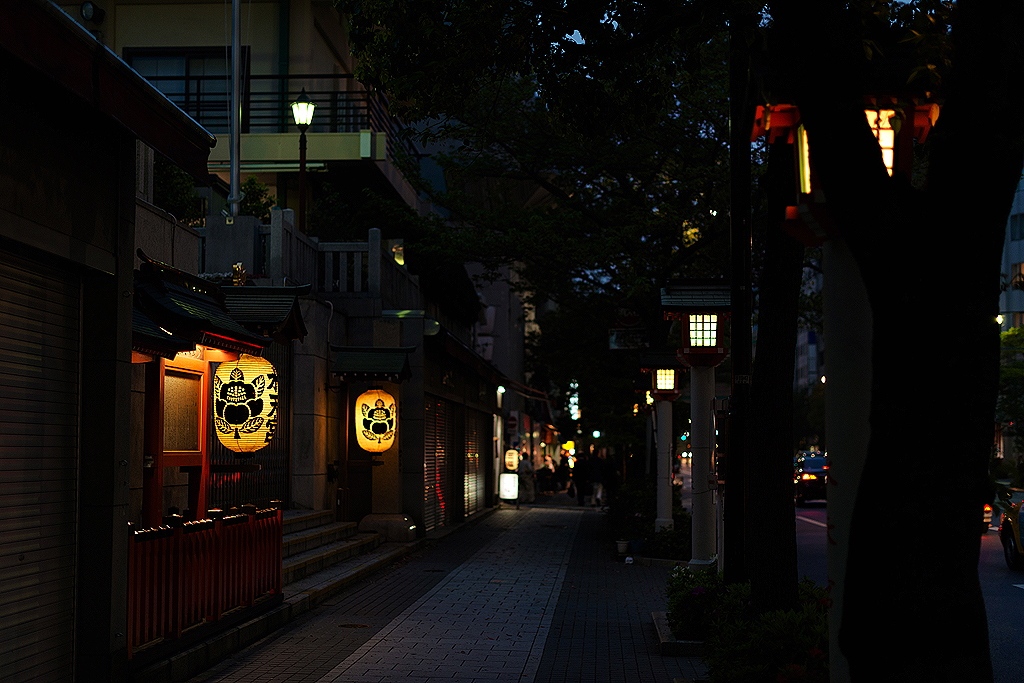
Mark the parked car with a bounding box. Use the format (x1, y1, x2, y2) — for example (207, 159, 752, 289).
(794, 452, 828, 506)
(998, 488, 1024, 569)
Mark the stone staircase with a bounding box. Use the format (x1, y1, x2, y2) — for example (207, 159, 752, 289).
(281, 510, 417, 606)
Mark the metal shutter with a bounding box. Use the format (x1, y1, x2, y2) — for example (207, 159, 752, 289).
(0, 247, 81, 682)
(423, 395, 452, 533)
(464, 410, 485, 516)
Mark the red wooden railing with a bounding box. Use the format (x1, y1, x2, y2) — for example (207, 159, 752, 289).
(127, 505, 283, 655)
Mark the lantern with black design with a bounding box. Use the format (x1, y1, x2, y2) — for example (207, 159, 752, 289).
(214, 353, 279, 453)
(355, 388, 397, 452)
(331, 346, 415, 455)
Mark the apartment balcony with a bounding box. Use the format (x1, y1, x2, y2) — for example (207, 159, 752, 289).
(144, 73, 418, 179)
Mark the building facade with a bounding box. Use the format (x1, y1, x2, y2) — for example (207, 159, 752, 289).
(0, 2, 218, 680)
(60, 0, 524, 538)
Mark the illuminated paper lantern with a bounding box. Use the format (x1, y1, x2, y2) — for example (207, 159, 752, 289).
(356, 388, 397, 452)
(214, 354, 278, 453)
(504, 449, 520, 471)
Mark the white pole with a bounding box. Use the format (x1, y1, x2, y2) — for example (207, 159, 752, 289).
(690, 365, 717, 567)
(655, 398, 674, 531)
(229, 0, 241, 215)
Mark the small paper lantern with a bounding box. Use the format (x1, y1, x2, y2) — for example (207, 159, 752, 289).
(356, 389, 397, 452)
(214, 354, 278, 453)
(504, 449, 520, 471)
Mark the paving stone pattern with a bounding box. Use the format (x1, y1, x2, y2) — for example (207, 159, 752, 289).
(186, 505, 706, 683)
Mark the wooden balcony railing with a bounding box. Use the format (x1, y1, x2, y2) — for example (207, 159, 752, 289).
(126, 505, 282, 655)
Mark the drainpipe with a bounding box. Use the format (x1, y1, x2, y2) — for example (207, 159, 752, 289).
(228, 0, 241, 215)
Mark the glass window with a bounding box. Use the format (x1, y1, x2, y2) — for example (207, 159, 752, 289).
(125, 48, 240, 133)
(163, 369, 202, 452)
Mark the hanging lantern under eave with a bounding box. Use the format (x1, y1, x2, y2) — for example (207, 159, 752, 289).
(356, 388, 397, 452)
(214, 354, 278, 454)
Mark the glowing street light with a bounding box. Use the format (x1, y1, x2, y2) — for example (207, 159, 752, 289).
(291, 88, 316, 233)
(640, 352, 685, 533)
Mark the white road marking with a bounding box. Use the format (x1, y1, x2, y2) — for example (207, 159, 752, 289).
(1013, 584, 1024, 590)
(796, 515, 828, 528)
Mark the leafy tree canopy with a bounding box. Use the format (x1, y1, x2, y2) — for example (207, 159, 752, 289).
(338, 1, 744, 417)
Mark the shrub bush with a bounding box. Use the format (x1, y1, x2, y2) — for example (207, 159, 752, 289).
(666, 567, 749, 640)
(609, 477, 691, 560)
(666, 570, 829, 683)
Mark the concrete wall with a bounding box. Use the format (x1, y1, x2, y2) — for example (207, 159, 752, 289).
(291, 296, 346, 509)
(128, 189, 203, 524)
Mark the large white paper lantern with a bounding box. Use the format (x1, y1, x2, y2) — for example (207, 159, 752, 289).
(356, 388, 397, 452)
(214, 354, 278, 453)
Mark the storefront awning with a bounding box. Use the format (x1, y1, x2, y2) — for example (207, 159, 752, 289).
(330, 346, 415, 383)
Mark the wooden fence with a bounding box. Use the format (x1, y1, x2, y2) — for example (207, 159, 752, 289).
(126, 506, 282, 655)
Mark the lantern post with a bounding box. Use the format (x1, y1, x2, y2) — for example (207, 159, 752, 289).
(652, 367, 680, 531)
(290, 88, 316, 234)
(662, 282, 730, 571)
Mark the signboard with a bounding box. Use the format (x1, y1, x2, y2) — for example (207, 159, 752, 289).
(499, 473, 519, 500)
(608, 328, 648, 350)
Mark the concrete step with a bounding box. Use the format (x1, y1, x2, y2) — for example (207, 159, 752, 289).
(283, 541, 418, 607)
(282, 509, 336, 536)
(283, 520, 359, 559)
(282, 532, 382, 585)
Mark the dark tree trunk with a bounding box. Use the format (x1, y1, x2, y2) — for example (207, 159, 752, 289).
(747, 141, 805, 612)
(771, 1, 1024, 680)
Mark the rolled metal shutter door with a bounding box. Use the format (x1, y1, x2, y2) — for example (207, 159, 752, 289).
(0, 246, 81, 682)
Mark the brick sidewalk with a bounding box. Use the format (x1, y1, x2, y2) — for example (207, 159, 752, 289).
(186, 505, 706, 683)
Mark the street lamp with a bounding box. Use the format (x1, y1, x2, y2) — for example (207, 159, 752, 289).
(651, 366, 680, 532)
(640, 352, 685, 533)
(291, 88, 316, 234)
(662, 281, 731, 570)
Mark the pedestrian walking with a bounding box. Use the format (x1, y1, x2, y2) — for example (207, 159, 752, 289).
(517, 453, 535, 508)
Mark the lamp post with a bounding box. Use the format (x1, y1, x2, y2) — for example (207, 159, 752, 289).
(291, 88, 316, 233)
(640, 352, 686, 533)
(651, 367, 680, 531)
(662, 282, 730, 571)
